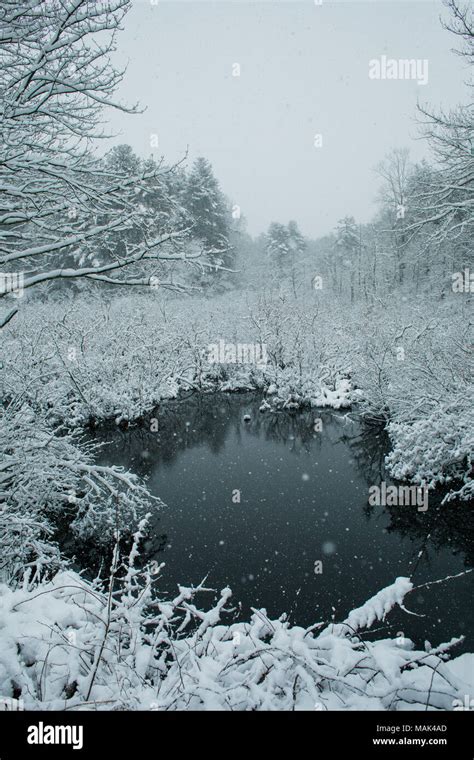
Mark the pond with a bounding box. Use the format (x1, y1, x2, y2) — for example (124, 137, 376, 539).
(77, 393, 473, 652)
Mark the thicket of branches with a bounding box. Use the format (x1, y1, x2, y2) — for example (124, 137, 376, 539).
(0, 0, 239, 331)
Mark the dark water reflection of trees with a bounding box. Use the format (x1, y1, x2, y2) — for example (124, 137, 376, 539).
(81, 392, 474, 575)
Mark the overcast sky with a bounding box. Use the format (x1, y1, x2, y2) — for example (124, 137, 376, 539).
(103, 0, 470, 238)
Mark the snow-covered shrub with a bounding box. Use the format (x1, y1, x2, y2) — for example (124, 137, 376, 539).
(0, 563, 471, 711)
(349, 300, 473, 499)
(0, 287, 472, 711)
(386, 407, 473, 502)
(0, 404, 161, 584)
(1, 292, 355, 424)
(1, 290, 471, 501)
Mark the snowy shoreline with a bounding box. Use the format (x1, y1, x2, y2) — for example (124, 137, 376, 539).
(1, 295, 471, 711)
(1, 567, 472, 711)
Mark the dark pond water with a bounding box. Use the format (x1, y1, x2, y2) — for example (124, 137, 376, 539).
(77, 393, 473, 652)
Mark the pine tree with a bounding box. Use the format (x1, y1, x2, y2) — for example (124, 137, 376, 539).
(287, 220, 306, 256)
(265, 221, 307, 294)
(265, 222, 291, 269)
(104, 144, 141, 175)
(184, 157, 231, 268)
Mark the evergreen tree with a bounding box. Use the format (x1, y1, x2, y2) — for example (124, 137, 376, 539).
(104, 144, 141, 175)
(184, 157, 231, 267)
(287, 220, 306, 256)
(265, 222, 291, 269)
(265, 221, 308, 294)
(335, 216, 359, 253)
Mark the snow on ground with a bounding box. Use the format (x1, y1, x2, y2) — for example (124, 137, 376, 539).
(0, 290, 472, 711)
(0, 569, 471, 711)
(2, 291, 470, 501)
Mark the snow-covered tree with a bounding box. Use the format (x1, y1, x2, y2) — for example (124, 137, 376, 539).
(184, 157, 232, 271)
(265, 222, 291, 268)
(334, 216, 360, 301)
(287, 220, 306, 295)
(407, 1, 473, 269)
(264, 221, 308, 294)
(0, 0, 196, 329)
(287, 220, 306, 255)
(375, 149, 411, 285)
(104, 144, 141, 176)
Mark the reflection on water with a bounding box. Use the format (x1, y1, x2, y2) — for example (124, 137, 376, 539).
(76, 393, 473, 651)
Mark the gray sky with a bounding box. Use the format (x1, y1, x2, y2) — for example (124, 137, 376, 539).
(103, 0, 470, 238)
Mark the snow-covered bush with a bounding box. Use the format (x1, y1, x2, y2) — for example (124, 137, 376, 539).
(1, 292, 355, 424)
(348, 300, 473, 500)
(0, 287, 471, 713)
(2, 290, 471, 502)
(386, 407, 474, 502)
(0, 558, 471, 711)
(0, 404, 161, 584)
